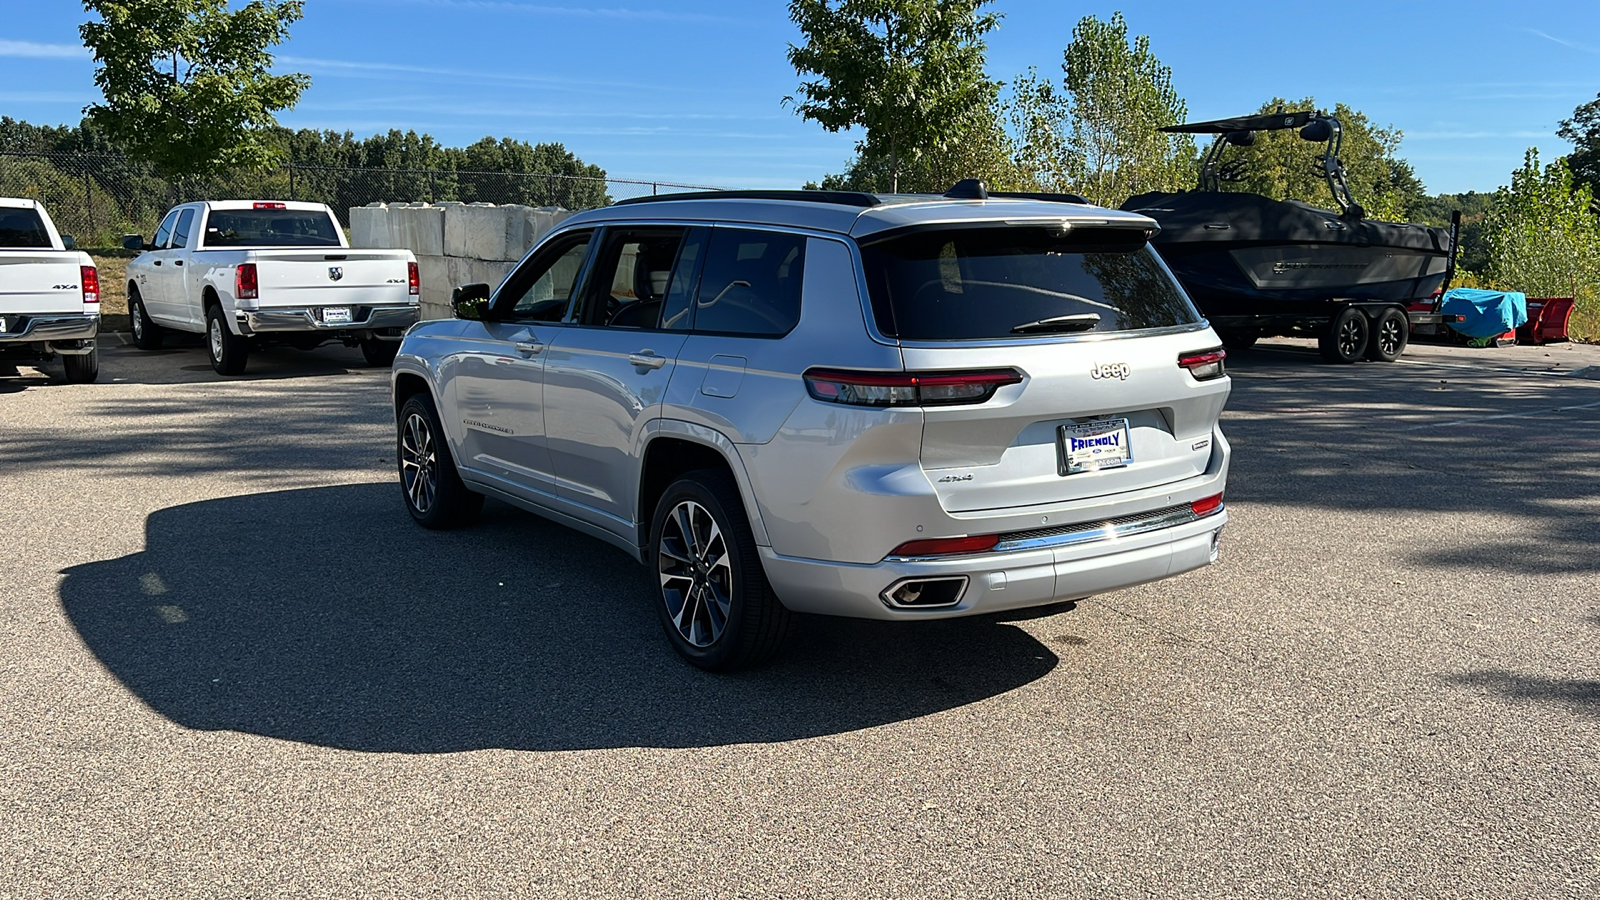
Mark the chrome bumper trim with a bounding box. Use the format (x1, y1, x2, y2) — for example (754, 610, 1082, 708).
(237, 305, 418, 334)
(889, 502, 1224, 562)
(0, 313, 99, 344)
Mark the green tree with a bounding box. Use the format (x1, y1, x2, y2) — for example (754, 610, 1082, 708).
(79, 0, 310, 180)
(786, 0, 1001, 192)
(1219, 98, 1424, 220)
(1558, 92, 1600, 197)
(1482, 150, 1600, 329)
(1007, 12, 1195, 206)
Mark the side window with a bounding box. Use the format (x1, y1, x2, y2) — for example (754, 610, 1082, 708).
(497, 232, 593, 322)
(692, 228, 806, 337)
(659, 229, 706, 331)
(152, 209, 180, 249)
(171, 209, 196, 249)
(575, 227, 691, 328)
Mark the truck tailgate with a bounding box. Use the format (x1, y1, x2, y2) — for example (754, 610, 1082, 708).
(0, 252, 87, 315)
(244, 251, 413, 308)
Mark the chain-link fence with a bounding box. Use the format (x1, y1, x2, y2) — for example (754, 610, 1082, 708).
(0, 151, 720, 248)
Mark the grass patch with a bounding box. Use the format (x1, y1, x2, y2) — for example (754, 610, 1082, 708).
(88, 252, 129, 316)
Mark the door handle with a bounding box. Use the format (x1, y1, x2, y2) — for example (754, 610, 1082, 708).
(153, 260, 162, 266)
(628, 351, 668, 370)
(174, 260, 184, 266)
(514, 341, 544, 355)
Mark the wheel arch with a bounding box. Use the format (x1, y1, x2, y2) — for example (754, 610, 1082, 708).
(638, 422, 770, 552)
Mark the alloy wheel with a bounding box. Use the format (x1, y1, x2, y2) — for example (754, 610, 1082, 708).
(131, 300, 144, 340)
(208, 317, 224, 363)
(400, 412, 438, 514)
(1376, 316, 1402, 355)
(657, 500, 734, 647)
(1337, 317, 1364, 358)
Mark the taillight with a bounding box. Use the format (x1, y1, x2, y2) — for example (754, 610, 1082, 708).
(80, 265, 99, 304)
(890, 533, 1000, 557)
(1191, 493, 1224, 517)
(408, 261, 420, 296)
(803, 368, 1022, 407)
(1179, 348, 1226, 380)
(236, 263, 259, 300)
(252, 202, 287, 209)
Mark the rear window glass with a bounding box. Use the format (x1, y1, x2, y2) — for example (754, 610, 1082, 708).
(860, 227, 1199, 340)
(203, 209, 341, 247)
(692, 228, 805, 336)
(0, 208, 51, 248)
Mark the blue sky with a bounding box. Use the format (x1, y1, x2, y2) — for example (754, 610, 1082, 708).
(2, 0, 1597, 195)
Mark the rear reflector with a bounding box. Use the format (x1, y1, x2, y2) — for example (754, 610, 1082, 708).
(1179, 348, 1226, 380)
(236, 263, 259, 301)
(408, 261, 420, 296)
(804, 368, 1022, 407)
(890, 533, 1000, 557)
(80, 266, 99, 304)
(252, 202, 288, 209)
(1191, 493, 1224, 517)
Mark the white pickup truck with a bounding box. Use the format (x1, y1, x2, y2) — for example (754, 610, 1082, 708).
(0, 198, 100, 383)
(123, 200, 419, 375)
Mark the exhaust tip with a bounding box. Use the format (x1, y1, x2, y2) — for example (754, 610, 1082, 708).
(881, 576, 969, 609)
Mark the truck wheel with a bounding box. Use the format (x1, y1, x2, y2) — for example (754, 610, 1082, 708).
(651, 470, 790, 671)
(397, 393, 483, 529)
(1318, 307, 1369, 364)
(205, 305, 249, 376)
(1366, 308, 1409, 362)
(128, 287, 164, 351)
(1217, 328, 1259, 351)
(361, 338, 400, 368)
(62, 346, 99, 384)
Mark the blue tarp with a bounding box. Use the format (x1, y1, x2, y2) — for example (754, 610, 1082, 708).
(1441, 288, 1528, 339)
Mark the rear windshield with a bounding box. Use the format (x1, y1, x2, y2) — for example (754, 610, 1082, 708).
(0, 208, 52, 249)
(203, 209, 341, 247)
(860, 226, 1199, 340)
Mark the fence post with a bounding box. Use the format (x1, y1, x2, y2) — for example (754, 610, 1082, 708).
(428, 169, 436, 203)
(84, 169, 95, 238)
(653, 182, 659, 196)
(289, 165, 297, 201)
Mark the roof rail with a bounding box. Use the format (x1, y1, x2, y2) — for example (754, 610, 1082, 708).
(988, 190, 1093, 205)
(613, 189, 883, 208)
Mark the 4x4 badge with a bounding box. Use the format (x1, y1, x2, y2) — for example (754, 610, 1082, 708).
(328, 266, 343, 282)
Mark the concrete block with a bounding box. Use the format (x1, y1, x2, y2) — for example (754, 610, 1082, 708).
(387, 205, 445, 257)
(444, 203, 511, 261)
(416, 253, 451, 307)
(349, 204, 387, 249)
(420, 296, 453, 322)
(504, 205, 574, 259)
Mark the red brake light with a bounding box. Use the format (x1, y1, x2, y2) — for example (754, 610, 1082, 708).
(80, 265, 99, 304)
(252, 202, 287, 210)
(891, 534, 1000, 557)
(1191, 493, 1224, 517)
(804, 368, 1022, 407)
(236, 263, 259, 300)
(1179, 348, 1226, 380)
(408, 261, 420, 296)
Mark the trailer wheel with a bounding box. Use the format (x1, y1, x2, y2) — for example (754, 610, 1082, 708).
(1217, 328, 1260, 351)
(1366, 308, 1409, 362)
(1318, 307, 1369, 364)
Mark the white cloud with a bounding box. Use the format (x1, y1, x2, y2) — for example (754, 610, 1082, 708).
(0, 39, 87, 59)
(1524, 29, 1598, 55)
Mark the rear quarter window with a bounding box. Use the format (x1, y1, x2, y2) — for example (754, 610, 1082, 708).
(0, 208, 52, 248)
(860, 226, 1199, 340)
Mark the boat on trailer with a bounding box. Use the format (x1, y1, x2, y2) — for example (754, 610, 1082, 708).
(1121, 111, 1459, 363)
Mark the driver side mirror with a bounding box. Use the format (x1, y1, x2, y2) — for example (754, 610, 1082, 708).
(122, 233, 150, 252)
(451, 282, 493, 320)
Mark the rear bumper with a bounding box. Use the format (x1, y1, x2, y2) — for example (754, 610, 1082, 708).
(760, 507, 1226, 620)
(0, 313, 99, 345)
(235, 305, 418, 335)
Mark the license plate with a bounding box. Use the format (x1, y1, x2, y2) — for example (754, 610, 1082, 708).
(321, 306, 352, 325)
(1059, 418, 1132, 475)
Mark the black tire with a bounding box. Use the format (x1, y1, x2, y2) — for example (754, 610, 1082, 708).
(361, 337, 400, 368)
(1318, 307, 1369, 364)
(397, 392, 484, 529)
(128, 286, 164, 351)
(1365, 307, 1409, 362)
(1217, 328, 1260, 351)
(205, 304, 249, 376)
(651, 470, 791, 671)
(62, 346, 99, 384)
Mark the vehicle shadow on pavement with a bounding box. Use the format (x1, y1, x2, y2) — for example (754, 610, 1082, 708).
(59, 483, 1059, 753)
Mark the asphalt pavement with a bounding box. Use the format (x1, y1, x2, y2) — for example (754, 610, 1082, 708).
(2, 335, 1598, 898)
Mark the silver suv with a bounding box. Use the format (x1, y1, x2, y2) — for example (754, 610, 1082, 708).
(391, 183, 1232, 670)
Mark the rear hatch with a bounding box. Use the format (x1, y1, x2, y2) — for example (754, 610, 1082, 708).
(0, 205, 83, 316)
(858, 222, 1229, 513)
